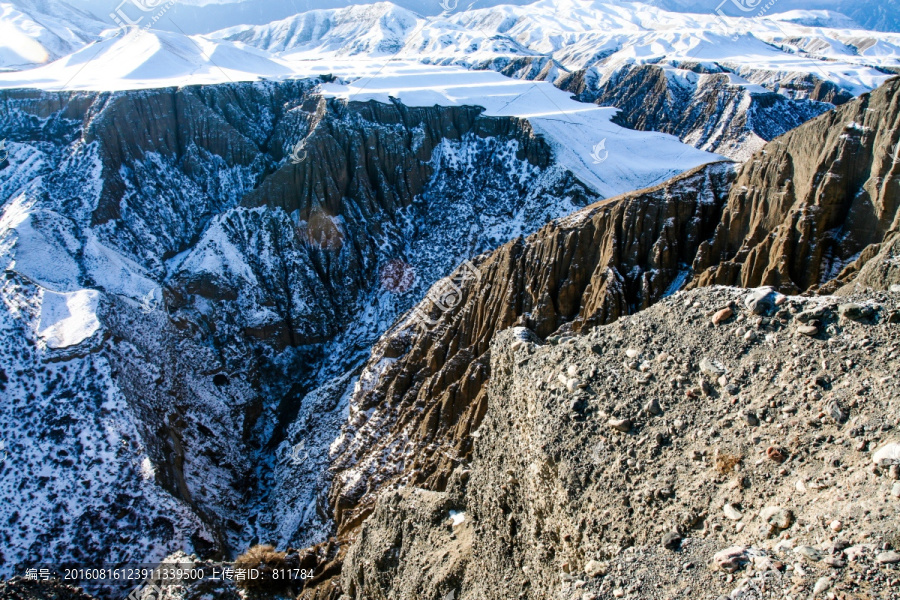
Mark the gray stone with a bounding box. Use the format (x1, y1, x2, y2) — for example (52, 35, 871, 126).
(712, 546, 750, 572)
(838, 303, 874, 321)
(584, 560, 605, 577)
(745, 287, 778, 315)
(823, 555, 846, 568)
(875, 551, 900, 564)
(798, 325, 819, 336)
(760, 506, 794, 530)
(812, 576, 832, 596)
(873, 443, 900, 466)
(608, 418, 632, 433)
(795, 545, 824, 561)
(644, 398, 662, 416)
(700, 358, 727, 376)
(827, 400, 848, 424)
(662, 531, 682, 551)
(722, 503, 743, 521)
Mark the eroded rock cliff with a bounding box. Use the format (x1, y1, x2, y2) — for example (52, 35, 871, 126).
(691, 78, 900, 294)
(312, 77, 900, 599)
(0, 77, 599, 583)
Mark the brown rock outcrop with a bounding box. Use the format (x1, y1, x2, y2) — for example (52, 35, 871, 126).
(691, 77, 900, 293)
(306, 77, 900, 598)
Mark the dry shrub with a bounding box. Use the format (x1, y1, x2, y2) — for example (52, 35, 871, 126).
(715, 453, 742, 474)
(233, 544, 293, 595)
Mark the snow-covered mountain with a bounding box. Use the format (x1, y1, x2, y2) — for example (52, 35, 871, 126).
(0, 0, 108, 71)
(4, 0, 899, 160)
(653, 0, 900, 33)
(211, 0, 897, 94)
(26, 0, 900, 34)
(204, 0, 900, 157)
(0, 40, 724, 583)
(0, 27, 301, 90)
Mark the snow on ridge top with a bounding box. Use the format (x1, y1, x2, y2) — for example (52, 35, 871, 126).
(770, 9, 864, 30)
(320, 61, 724, 198)
(2, 0, 898, 95)
(207, 0, 897, 96)
(37, 288, 101, 349)
(0, 26, 298, 91)
(0, 0, 108, 71)
(207, 1, 423, 55)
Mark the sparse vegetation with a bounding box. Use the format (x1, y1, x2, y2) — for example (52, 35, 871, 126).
(715, 453, 742, 474)
(233, 544, 294, 596)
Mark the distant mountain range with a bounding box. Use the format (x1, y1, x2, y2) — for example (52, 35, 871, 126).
(11, 0, 900, 34)
(3, 0, 899, 159)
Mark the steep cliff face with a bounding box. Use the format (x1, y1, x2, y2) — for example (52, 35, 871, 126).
(314, 76, 900, 599)
(558, 64, 836, 160)
(690, 77, 900, 294)
(327, 162, 736, 539)
(0, 78, 602, 578)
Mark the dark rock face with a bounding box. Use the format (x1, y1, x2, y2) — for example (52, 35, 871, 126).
(558, 64, 834, 159)
(310, 76, 900, 598)
(0, 78, 597, 585)
(690, 77, 900, 294)
(326, 161, 735, 536)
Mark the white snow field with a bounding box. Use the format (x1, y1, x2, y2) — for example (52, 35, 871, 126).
(210, 0, 900, 95)
(0, 0, 109, 71)
(0, 26, 723, 198)
(317, 61, 723, 196)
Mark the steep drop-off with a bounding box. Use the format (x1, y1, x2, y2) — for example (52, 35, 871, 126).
(691, 78, 900, 294)
(309, 76, 900, 598)
(0, 78, 601, 582)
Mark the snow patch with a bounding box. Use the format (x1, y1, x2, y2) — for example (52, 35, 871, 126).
(448, 510, 466, 526)
(37, 289, 101, 349)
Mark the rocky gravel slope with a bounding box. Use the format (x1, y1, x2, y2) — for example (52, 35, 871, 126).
(344, 285, 900, 600)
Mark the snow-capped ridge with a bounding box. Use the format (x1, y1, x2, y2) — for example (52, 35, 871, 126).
(0, 0, 109, 71)
(0, 26, 298, 90)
